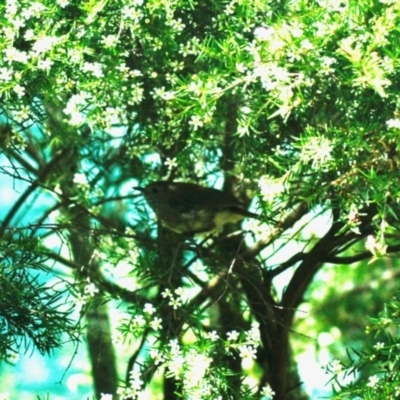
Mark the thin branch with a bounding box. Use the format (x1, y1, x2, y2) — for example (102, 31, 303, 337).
(328, 243, 400, 264)
(0, 149, 69, 238)
(242, 201, 310, 260)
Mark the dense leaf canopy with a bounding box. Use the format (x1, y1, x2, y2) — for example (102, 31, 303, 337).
(2, 0, 400, 399)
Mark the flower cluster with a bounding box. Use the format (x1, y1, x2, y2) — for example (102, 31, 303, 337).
(258, 175, 285, 204)
(114, 295, 267, 399)
(365, 235, 388, 259)
(117, 370, 144, 400)
(327, 294, 400, 399)
(161, 287, 184, 310)
(114, 303, 162, 344)
(140, 323, 264, 398)
(299, 136, 334, 169)
(74, 278, 99, 308)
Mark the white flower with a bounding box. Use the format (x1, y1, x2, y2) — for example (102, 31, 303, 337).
(133, 315, 146, 327)
(84, 282, 99, 297)
(167, 355, 185, 378)
(161, 288, 172, 298)
(13, 84, 25, 97)
(187, 80, 203, 94)
(2, 26, 16, 41)
(174, 287, 184, 297)
(5, 0, 17, 16)
(0, 67, 13, 81)
(143, 303, 156, 315)
(374, 342, 385, 350)
(238, 344, 257, 359)
(224, 3, 235, 14)
(366, 375, 380, 388)
(365, 235, 377, 253)
(330, 359, 343, 374)
(82, 62, 104, 78)
(32, 36, 58, 54)
(14, 106, 30, 121)
(365, 235, 387, 256)
(73, 172, 88, 186)
(169, 297, 182, 310)
(0, 393, 10, 400)
(188, 115, 204, 130)
(164, 157, 178, 170)
(122, 6, 143, 21)
(11, 16, 26, 29)
(227, 330, 240, 341)
(169, 339, 181, 355)
(236, 63, 247, 73)
(237, 125, 249, 136)
(185, 353, 212, 387)
(317, 0, 347, 11)
(149, 348, 166, 365)
(64, 93, 89, 125)
(386, 118, 400, 129)
(254, 26, 273, 41)
(321, 56, 336, 66)
(245, 325, 260, 345)
(300, 136, 334, 168)
(68, 48, 82, 63)
(37, 58, 54, 71)
(261, 384, 275, 398)
(300, 39, 314, 51)
(206, 330, 219, 341)
(22, 6, 43, 20)
(247, 220, 272, 238)
(129, 371, 143, 390)
(150, 317, 162, 330)
(100, 394, 113, 400)
(130, 84, 144, 104)
(164, 287, 184, 309)
(102, 34, 118, 48)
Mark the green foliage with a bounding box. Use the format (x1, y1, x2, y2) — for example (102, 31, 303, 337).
(326, 292, 400, 399)
(2, 0, 400, 399)
(0, 235, 80, 358)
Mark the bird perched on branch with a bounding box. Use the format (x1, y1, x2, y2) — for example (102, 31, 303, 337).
(134, 181, 260, 234)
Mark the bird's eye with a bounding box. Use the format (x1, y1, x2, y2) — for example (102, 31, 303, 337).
(151, 187, 158, 194)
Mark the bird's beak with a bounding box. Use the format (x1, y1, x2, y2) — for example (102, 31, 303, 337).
(133, 186, 144, 192)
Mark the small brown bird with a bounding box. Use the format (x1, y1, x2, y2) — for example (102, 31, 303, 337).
(134, 181, 259, 234)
